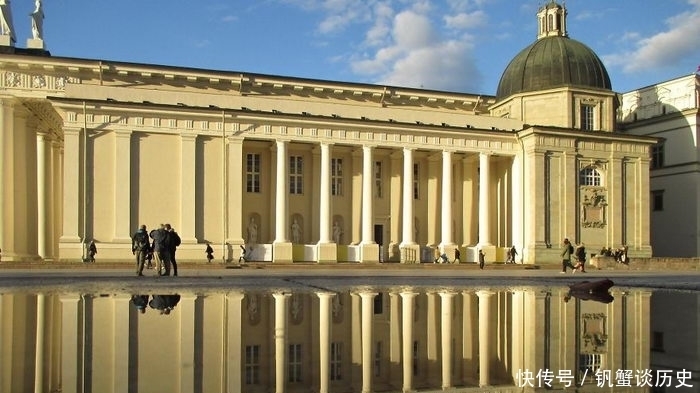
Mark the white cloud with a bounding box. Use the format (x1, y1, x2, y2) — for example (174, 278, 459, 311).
(604, 1, 700, 73)
(444, 10, 486, 30)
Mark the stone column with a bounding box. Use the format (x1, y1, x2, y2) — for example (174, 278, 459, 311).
(0, 100, 14, 258)
(227, 137, 245, 259)
(61, 128, 82, 248)
(273, 141, 293, 262)
(360, 291, 377, 393)
(273, 293, 291, 393)
(317, 292, 335, 393)
(440, 291, 456, 389)
(360, 146, 378, 262)
(36, 131, 51, 258)
(477, 290, 494, 387)
(317, 143, 337, 262)
(180, 133, 197, 242)
(114, 130, 132, 242)
(440, 150, 456, 258)
(400, 148, 420, 263)
(478, 153, 492, 248)
(400, 291, 418, 392)
(511, 154, 523, 263)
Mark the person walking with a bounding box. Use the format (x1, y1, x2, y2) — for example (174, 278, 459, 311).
(205, 242, 214, 263)
(478, 250, 485, 269)
(560, 238, 575, 273)
(573, 243, 587, 273)
(453, 248, 461, 264)
(131, 224, 150, 276)
(507, 245, 518, 263)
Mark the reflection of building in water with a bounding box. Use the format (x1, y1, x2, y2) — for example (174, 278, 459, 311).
(0, 287, 655, 393)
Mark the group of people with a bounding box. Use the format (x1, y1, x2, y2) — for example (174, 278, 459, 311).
(599, 246, 629, 263)
(131, 224, 181, 276)
(130, 294, 181, 315)
(561, 238, 587, 273)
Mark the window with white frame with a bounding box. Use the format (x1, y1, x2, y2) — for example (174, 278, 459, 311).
(579, 167, 602, 186)
(246, 153, 261, 193)
(330, 342, 343, 381)
(331, 158, 343, 196)
(374, 161, 383, 198)
(289, 156, 303, 195)
(581, 104, 595, 130)
(413, 163, 420, 199)
(245, 345, 260, 385)
(288, 344, 302, 383)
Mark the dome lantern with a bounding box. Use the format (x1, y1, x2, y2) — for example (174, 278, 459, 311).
(537, 1, 568, 39)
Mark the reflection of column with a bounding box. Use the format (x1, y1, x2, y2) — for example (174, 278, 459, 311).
(477, 290, 494, 387)
(34, 294, 46, 393)
(400, 291, 418, 392)
(360, 291, 377, 393)
(462, 291, 477, 383)
(274, 293, 291, 393)
(317, 292, 334, 393)
(226, 292, 244, 393)
(426, 292, 439, 383)
(478, 153, 491, 247)
(113, 294, 130, 393)
(60, 294, 83, 393)
(440, 291, 456, 389)
(178, 295, 196, 393)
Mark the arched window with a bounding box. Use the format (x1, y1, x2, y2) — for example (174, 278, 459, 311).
(579, 167, 602, 186)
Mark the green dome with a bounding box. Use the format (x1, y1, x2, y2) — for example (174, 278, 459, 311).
(496, 36, 611, 101)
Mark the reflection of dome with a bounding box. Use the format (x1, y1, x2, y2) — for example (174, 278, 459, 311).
(495, 1, 611, 101)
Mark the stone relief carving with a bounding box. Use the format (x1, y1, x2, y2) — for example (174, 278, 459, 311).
(246, 294, 260, 325)
(581, 187, 607, 228)
(331, 295, 344, 324)
(290, 294, 303, 325)
(3, 71, 77, 90)
(581, 313, 608, 354)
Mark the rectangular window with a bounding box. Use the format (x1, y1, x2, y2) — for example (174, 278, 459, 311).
(331, 158, 343, 196)
(652, 190, 664, 211)
(374, 161, 383, 198)
(581, 104, 595, 130)
(330, 342, 343, 381)
(651, 143, 664, 169)
(374, 341, 382, 377)
(246, 154, 261, 193)
(245, 345, 260, 385)
(289, 156, 303, 195)
(288, 344, 302, 383)
(413, 163, 420, 200)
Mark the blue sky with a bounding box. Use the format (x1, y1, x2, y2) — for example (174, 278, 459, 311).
(9, 0, 700, 95)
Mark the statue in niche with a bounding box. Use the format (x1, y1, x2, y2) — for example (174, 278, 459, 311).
(332, 221, 343, 244)
(581, 188, 607, 228)
(291, 218, 302, 244)
(247, 217, 258, 244)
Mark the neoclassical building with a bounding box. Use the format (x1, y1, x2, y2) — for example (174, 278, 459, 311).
(0, 2, 656, 264)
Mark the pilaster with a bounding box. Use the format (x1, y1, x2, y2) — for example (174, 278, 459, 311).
(180, 133, 197, 243)
(113, 130, 132, 242)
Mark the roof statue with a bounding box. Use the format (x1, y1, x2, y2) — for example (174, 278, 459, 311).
(0, 0, 16, 43)
(30, 0, 43, 40)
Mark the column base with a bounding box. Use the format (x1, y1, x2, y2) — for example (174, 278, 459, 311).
(272, 242, 293, 263)
(359, 243, 379, 263)
(26, 38, 44, 50)
(399, 243, 420, 264)
(316, 242, 338, 263)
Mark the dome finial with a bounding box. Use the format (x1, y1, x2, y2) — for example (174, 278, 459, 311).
(537, 0, 568, 39)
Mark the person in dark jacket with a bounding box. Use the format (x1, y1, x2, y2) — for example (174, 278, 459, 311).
(149, 224, 171, 276)
(131, 225, 150, 276)
(205, 242, 214, 263)
(165, 224, 181, 276)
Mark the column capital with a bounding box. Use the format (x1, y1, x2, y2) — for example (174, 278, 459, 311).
(316, 291, 336, 300)
(476, 289, 495, 298)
